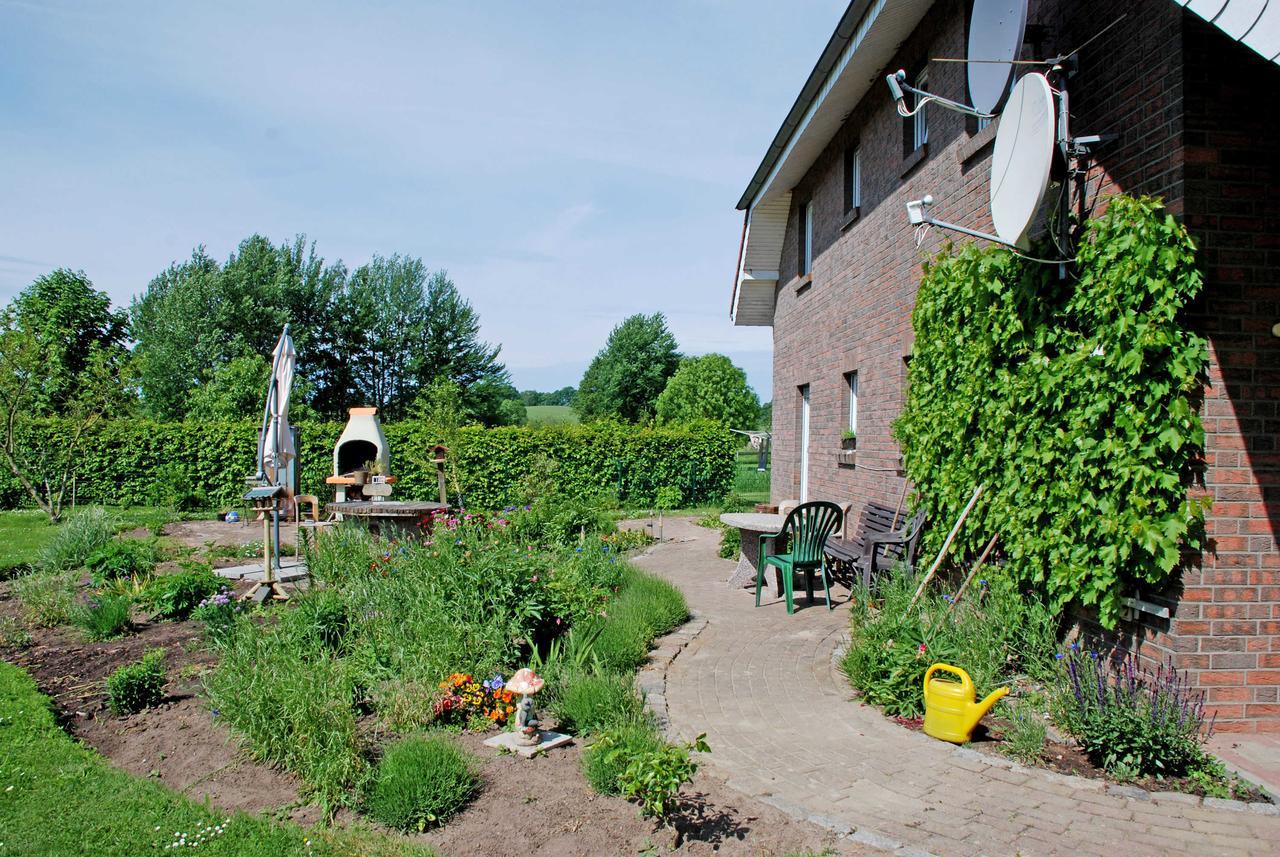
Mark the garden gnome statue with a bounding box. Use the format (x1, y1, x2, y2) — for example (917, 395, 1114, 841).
(506, 668, 545, 746)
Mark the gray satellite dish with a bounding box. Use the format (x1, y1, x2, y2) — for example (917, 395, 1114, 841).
(967, 0, 1029, 114)
(988, 72, 1055, 248)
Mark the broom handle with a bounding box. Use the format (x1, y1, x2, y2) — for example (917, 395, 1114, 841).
(948, 533, 999, 613)
(906, 484, 983, 614)
(891, 480, 908, 531)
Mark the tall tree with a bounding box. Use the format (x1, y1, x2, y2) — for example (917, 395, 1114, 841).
(655, 353, 760, 428)
(10, 269, 128, 414)
(337, 261, 510, 421)
(576, 313, 680, 422)
(130, 236, 346, 420)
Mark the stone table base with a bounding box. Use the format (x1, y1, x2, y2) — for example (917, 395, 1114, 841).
(482, 730, 573, 758)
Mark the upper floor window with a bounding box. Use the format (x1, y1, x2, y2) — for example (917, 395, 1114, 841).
(844, 145, 862, 214)
(799, 200, 814, 276)
(912, 69, 929, 151)
(845, 371, 858, 435)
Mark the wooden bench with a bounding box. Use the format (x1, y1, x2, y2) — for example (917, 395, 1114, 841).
(823, 501, 927, 589)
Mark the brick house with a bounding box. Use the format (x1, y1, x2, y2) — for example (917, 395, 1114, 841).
(730, 0, 1280, 730)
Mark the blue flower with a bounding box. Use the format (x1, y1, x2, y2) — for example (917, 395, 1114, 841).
(481, 679, 492, 690)
(943, 595, 954, 603)
(575, 547, 582, 553)
(1055, 653, 1065, 660)
(491, 673, 504, 688)
(978, 579, 987, 587)
(1070, 642, 1080, 651)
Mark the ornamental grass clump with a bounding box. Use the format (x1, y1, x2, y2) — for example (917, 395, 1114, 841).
(71, 593, 133, 641)
(363, 735, 479, 832)
(36, 506, 115, 573)
(551, 669, 645, 735)
(1053, 648, 1213, 779)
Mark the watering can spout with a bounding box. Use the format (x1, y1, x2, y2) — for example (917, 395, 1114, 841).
(966, 687, 1010, 734)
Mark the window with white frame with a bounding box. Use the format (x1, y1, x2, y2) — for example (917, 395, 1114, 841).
(845, 371, 858, 436)
(844, 145, 862, 213)
(913, 69, 929, 150)
(800, 200, 814, 275)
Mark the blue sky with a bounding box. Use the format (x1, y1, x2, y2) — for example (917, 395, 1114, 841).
(0, 0, 845, 401)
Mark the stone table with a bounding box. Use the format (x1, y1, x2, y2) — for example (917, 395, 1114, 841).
(720, 512, 785, 590)
(328, 500, 448, 536)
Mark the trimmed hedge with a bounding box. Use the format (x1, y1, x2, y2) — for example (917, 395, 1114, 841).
(1, 419, 736, 511)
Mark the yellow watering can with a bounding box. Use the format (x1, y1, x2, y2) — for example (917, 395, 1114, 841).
(922, 663, 1009, 744)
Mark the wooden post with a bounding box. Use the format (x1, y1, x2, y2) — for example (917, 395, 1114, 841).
(890, 480, 909, 530)
(906, 484, 984, 615)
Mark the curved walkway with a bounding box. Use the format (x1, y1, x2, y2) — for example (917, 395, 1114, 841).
(630, 518, 1280, 857)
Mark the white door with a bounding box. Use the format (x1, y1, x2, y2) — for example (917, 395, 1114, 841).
(799, 385, 810, 502)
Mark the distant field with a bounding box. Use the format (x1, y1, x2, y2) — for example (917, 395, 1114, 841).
(525, 405, 579, 425)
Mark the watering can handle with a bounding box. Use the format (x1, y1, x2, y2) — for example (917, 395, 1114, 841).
(923, 663, 974, 695)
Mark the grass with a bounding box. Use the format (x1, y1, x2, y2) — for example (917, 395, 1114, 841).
(0, 505, 191, 576)
(12, 570, 78, 627)
(732, 447, 769, 504)
(524, 404, 579, 425)
(71, 594, 134, 641)
(551, 669, 646, 734)
(0, 661, 431, 856)
(363, 735, 479, 832)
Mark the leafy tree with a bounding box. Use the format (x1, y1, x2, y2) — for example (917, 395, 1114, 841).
(576, 313, 680, 422)
(655, 354, 759, 428)
(497, 398, 528, 426)
(0, 324, 133, 521)
(758, 401, 773, 431)
(130, 236, 346, 420)
(337, 261, 509, 422)
(10, 269, 128, 415)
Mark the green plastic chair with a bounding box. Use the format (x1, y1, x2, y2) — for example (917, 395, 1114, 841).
(755, 501, 845, 614)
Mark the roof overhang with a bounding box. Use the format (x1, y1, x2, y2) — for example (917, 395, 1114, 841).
(1175, 0, 1280, 63)
(730, 0, 935, 326)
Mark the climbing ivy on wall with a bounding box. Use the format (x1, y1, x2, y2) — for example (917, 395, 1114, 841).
(893, 195, 1209, 627)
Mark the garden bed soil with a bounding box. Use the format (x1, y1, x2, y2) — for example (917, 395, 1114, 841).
(890, 710, 1271, 803)
(0, 582, 868, 856)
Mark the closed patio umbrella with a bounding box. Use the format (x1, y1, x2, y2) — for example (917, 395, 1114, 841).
(258, 325, 296, 485)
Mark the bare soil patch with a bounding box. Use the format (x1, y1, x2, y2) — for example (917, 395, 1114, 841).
(0, 581, 870, 854)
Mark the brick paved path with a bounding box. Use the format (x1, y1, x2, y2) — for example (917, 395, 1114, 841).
(630, 518, 1280, 857)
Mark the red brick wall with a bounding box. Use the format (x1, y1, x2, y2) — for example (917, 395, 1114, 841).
(766, 0, 1280, 726)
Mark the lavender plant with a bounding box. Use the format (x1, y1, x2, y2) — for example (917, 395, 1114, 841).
(1053, 647, 1213, 779)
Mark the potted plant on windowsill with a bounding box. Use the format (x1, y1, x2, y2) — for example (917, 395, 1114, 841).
(839, 431, 857, 467)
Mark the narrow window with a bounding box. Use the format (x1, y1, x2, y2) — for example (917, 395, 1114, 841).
(845, 371, 858, 436)
(799, 200, 814, 275)
(913, 69, 929, 151)
(844, 146, 862, 214)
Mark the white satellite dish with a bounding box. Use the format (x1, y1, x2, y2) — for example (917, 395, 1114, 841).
(967, 0, 1029, 114)
(989, 72, 1055, 248)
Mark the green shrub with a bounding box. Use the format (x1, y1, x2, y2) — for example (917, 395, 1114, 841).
(36, 506, 115, 572)
(192, 586, 240, 644)
(552, 670, 645, 735)
(600, 528, 654, 553)
(718, 526, 740, 560)
(1053, 649, 1211, 779)
(85, 538, 158, 585)
(3, 419, 737, 511)
(0, 616, 32, 647)
(106, 648, 166, 715)
(582, 721, 665, 795)
(593, 569, 688, 673)
(363, 736, 479, 832)
(71, 594, 133, 641)
(613, 733, 709, 819)
(841, 565, 1057, 718)
(144, 564, 222, 621)
(13, 570, 78, 627)
(654, 485, 682, 511)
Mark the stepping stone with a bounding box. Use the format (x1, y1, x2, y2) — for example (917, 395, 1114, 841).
(483, 730, 573, 758)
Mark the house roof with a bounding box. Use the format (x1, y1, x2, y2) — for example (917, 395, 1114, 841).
(1176, 0, 1280, 62)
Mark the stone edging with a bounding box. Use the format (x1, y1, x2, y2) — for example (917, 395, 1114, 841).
(635, 611, 708, 732)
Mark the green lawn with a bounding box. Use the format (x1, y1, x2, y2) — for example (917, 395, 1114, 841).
(0, 662, 427, 856)
(525, 404, 579, 425)
(0, 511, 56, 574)
(0, 506, 195, 575)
